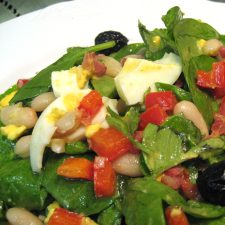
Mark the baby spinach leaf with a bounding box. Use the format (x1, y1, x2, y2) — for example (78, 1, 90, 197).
(0, 159, 47, 210)
(0, 134, 15, 162)
(42, 154, 113, 216)
(0, 201, 4, 220)
(162, 114, 202, 147)
(91, 76, 118, 98)
(142, 124, 198, 176)
(192, 217, 225, 225)
(65, 141, 90, 155)
(173, 17, 219, 126)
(155, 82, 192, 101)
(111, 43, 145, 61)
(97, 204, 122, 225)
(10, 41, 115, 104)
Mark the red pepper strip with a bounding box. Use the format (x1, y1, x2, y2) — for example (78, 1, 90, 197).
(165, 206, 190, 225)
(78, 90, 103, 125)
(17, 79, 29, 88)
(94, 156, 116, 197)
(89, 127, 133, 161)
(47, 208, 83, 225)
(57, 158, 94, 180)
(197, 61, 225, 89)
(139, 104, 168, 129)
(145, 91, 177, 111)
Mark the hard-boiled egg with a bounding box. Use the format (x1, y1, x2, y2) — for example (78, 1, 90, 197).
(114, 53, 182, 105)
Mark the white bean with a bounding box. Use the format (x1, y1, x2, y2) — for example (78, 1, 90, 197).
(65, 126, 86, 143)
(6, 208, 43, 225)
(15, 135, 32, 158)
(112, 153, 142, 177)
(0, 103, 38, 129)
(31, 92, 56, 112)
(50, 138, 65, 153)
(203, 39, 223, 56)
(173, 100, 209, 136)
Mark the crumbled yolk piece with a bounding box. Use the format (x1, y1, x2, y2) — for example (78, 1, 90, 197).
(46, 108, 66, 124)
(85, 124, 101, 138)
(44, 201, 60, 224)
(0, 125, 26, 140)
(197, 39, 206, 51)
(82, 217, 99, 225)
(171, 207, 182, 217)
(0, 91, 17, 109)
(152, 35, 161, 45)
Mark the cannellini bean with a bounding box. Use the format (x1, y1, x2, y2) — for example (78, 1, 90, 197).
(50, 138, 65, 153)
(112, 153, 142, 177)
(98, 55, 122, 77)
(15, 135, 32, 158)
(6, 208, 43, 225)
(55, 110, 79, 135)
(91, 106, 106, 124)
(203, 39, 223, 56)
(0, 103, 38, 128)
(31, 92, 56, 112)
(173, 100, 209, 136)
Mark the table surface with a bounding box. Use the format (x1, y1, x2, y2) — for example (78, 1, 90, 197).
(0, 0, 70, 23)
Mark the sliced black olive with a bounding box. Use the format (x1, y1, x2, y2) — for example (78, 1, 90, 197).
(95, 31, 128, 55)
(197, 161, 225, 205)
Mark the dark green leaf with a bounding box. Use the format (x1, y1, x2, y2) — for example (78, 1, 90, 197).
(10, 41, 115, 104)
(155, 82, 192, 101)
(97, 204, 122, 225)
(111, 43, 145, 61)
(0, 201, 4, 220)
(65, 141, 90, 155)
(192, 217, 225, 225)
(0, 134, 15, 162)
(162, 114, 202, 147)
(142, 124, 198, 175)
(0, 159, 47, 210)
(42, 154, 113, 216)
(91, 76, 118, 98)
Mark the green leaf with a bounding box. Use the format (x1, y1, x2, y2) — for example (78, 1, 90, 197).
(142, 124, 198, 175)
(0, 159, 47, 210)
(173, 17, 219, 126)
(162, 114, 202, 147)
(42, 154, 113, 216)
(10, 41, 115, 104)
(0, 201, 4, 220)
(0, 85, 18, 102)
(155, 82, 192, 101)
(139, 21, 176, 60)
(111, 43, 145, 61)
(192, 217, 225, 225)
(65, 141, 90, 155)
(97, 204, 122, 225)
(0, 134, 15, 162)
(91, 76, 118, 98)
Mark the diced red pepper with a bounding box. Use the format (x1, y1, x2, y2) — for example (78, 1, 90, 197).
(17, 79, 29, 88)
(165, 206, 190, 225)
(89, 127, 133, 161)
(145, 91, 177, 111)
(47, 208, 82, 225)
(139, 104, 168, 129)
(129, 130, 143, 154)
(94, 156, 116, 197)
(78, 90, 103, 125)
(57, 158, 93, 180)
(197, 61, 225, 89)
(212, 87, 225, 98)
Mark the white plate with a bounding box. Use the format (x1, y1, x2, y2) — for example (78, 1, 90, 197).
(0, 0, 225, 93)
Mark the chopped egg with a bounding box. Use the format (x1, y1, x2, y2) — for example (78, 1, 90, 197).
(0, 91, 17, 109)
(0, 125, 26, 140)
(82, 217, 99, 225)
(30, 90, 90, 172)
(85, 124, 101, 138)
(114, 53, 182, 105)
(44, 202, 60, 224)
(51, 66, 90, 97)
(197, 39, 206, 51)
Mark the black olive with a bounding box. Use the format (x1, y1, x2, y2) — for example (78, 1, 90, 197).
(95, 31, 128, 55)
(197, 161, 225, 205)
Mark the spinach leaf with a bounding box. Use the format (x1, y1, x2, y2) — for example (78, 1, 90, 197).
(42, 154, 113, 216)
(0, 85, 18, 102)
(142, 124, 198, 176)
(0, 134, 15, 162)
(65, 141, 90, 155)
(10, 41, 115, 104)
(162, 114, 202, 147)
(0, 201, 4, 220)
(91, 76, 118, 98)
(173, 17, 219, 126)
(155, 82, 192, 101)
(192, 217, 225, 225)
(0, 159, 47, 210)
(139, 22, 176, 60)
(97, 204, 122, 225)
(111, 43, 145, 61)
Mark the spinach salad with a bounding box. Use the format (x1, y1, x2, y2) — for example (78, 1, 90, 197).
(1, 6, 225, 225)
